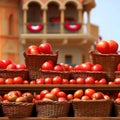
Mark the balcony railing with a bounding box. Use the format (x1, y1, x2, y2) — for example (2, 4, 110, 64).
(21, 22, 99, 38)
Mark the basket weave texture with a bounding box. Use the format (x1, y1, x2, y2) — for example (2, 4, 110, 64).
(23, 51, 58, 80)
(114, 71, 120, 78)
(35, 101, 70, 118)
(89, 50, 120, 81)
(39, 70, 71, 79)
(1, 102, 34, 117)
(113, 102, 120, 117)
(71, 71, 108, 80)
(0, 69, 29, 80)
(71, 100, 112, 117)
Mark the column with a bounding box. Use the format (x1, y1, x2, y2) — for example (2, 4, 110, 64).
(23, 9, 27, 33)
(43, 10, 47, 34)
(87, 10, 90, 34)
(78, 9, 83, 33)
(60, 9, 64, 34)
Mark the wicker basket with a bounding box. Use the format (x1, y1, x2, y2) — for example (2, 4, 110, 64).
(1, 102, 34, 117)
(0, 69, 29, 80)
(114, 71, 120, 79)
(23, 51, 58, 80)
(71, 100, 112, 117)
(89, 50, 120, 81)
(71, 71, 108, 81)
(113, 101, 120, 117)
(35, 101, 70, 118)
(39, 70, 71, 79)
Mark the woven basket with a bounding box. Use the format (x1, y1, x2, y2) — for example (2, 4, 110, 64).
(89, 50, 120, 81)
(39, 70, 71, 79)
(0, 69, 29, 80)
(71, 71, 108, 81)
(1, 102, 34, 117)
(35, 101, 70, 118)
(114, 71, 120, 79)
(71, 100, 112, 117)
(23, 51, 58, 80)
(113, 101, 120, 117)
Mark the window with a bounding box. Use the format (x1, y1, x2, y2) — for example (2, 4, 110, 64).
(65, 55, 72, 65)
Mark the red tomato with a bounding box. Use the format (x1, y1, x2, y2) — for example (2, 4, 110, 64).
(50, 88, 61, 96)
(81, 95, 91, 100)
(91, 64, 103, 71)
(62, 78, 69, 84)
(16, 64, 27, 70)
(39, 43, 53, 54)
(96, 40, 110, 54)
(13, 77, 23, 84)
(80, 63, 91, 71)
(58, 97, 67, 101)
(30, 80, 36, 84)
(117, 92, 120, 98)
(99, 78, 107, 84)
(76, 77, 85, 84)
(114, 78, 120, 84)
(6, 63, 17, 70)
(44, 93, 57, 101)
(67, 94, 74, 101)
(56, 91, 67, 98)
(54, 64, 64, 71)
(0, 78, 5, 84)
(107, 40, 118, 53)
(44, 77, 52, 84)
(30, 47, 40, 54)
(5, 78, 14, 84)
(23, 80, 29, 84)
(36, 78, 44, 84)
(40, 90, 49, 98)
(104, 95, 111, 100)
(27, 45, 39, 54)
(73, 64, 82, 71)
(41, 61, 54, 70)
(34, 94, 42, 100)
(2, 59, 12, 67)
(0, 60, 7, 69)
(52, 76, 62, 84)
(117, 63, 120, 71)
(85, 77, 95, 84)
(84, 88, 96, 98)
(74, 89, 83, 99)
(92, 92, 104, 100)
(69, 79, 76, 84)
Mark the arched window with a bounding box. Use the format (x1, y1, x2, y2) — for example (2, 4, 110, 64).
(8, 14, 13, 35)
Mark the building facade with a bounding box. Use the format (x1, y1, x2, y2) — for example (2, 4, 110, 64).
(0, 0, 99, 65)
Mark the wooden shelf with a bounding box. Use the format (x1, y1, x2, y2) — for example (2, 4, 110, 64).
(0, 117, 120, 120)
(0, 84, 120, 92)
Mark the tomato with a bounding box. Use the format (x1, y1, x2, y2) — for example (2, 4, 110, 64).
(0, 60, 6, 69)
(69, 79, 76, 84)
(114, 78, 120, 84)
(73, 64, 82, 71)
(27, 45, 39, 54)
(0, 78, 5, 84)
(30, 80, 36, 84)
(44, 93, 57, 101)
(22, 92, 34, 102)
(30, 47, 40, 54)
(85, 62, 93, 68)
(92, 92, 104, 100)
(23, 80, 29, 84)
(84, 88, 96, 98)
(36, 78, 44, 84)
(39, 43, 53, 54)
(80, 63, 91, 71)
(76, 77, 85, 84)
(6, 63, 17, 70)
(2, 59, 12, 67)
(41, 61, 54, 70)
(54, 64, 64, 71)
(5, 78, 14, 84)
(67, 94, 74, 101)
(56, 91, 67, 98)
(104, 95, 111, 100)
(117, 92, 120, 98)
(91, 64, 103, 71)
(40, 90, 49, 98)
(34, 94, 42, 100)
(117, 63, 120, 71)
(44, 77, 52, 84)
(52, 76, 62, 84)
(16, 64, 27, 70)
(96, 40, 110, 54)
(58, 97, 67, 101)
(62, 78, 69, 84)
(85, 77, 95, 84)
(73, 89, 83, 99)
(107, 40, 118, 53)
(16, 96, 27, 102)
(13, 77, 23, 84)
(115, 98, 120, 103)
(81, 95, 91, 100)
(99, 78, 107, 84)
(50, 88, 61, 96)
